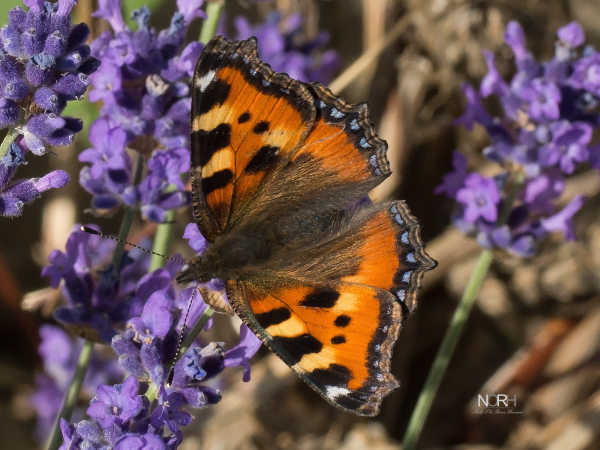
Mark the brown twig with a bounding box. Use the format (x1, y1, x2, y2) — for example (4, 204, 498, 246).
(329, 15, 412, 93)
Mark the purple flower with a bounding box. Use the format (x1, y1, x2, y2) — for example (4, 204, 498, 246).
(505, 21, 531, 65)
(454, 84, 493, 130)
(93, 0, 127, 32)
(440, 20, 597, 254)
(481, 50, 508, 98)
(0, 163, 69, 216)
(234, 13, 339, 83)
(180, 342, 224, 383)
(434, 151, 468, 198)
(52, 234, 262, 447)
(539, 121, 591, 173)
(540, 195, 585, 240)
(79, 118, 130, 180)
(558, 22, 585, 48)
(87, 376, 146, 432)
(519, 78, 561, 121)
(31, 374, 64, 441)
(569, 52, 600, 97)
(42, 224, 149, 342)
(224, 324, 262, 382)
(83, 0, 204, 221)
(114, 432, 166, 450)
(78, 118, 131, 211)
(456, 174, 501, 223)
(176, 0, 205, 25)
(0, 0, 98, 217)
(523, 171, 565, 214)
(31, 325, 124, 442)
(130, 291, 174, 343)
(150, 388, 192, 446)
(59, 419, 109, 450)
(182, 223, 208, 254)
(0, 1, 97, 152)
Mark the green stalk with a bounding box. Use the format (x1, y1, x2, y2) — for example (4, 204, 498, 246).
(402, 249, 493, 450)
(199, 0, 224, 44)
(0, 128, 21, 160)
(112, 153, 145, 269)
(177, 306, 215, 359)
(149, 210, 175, 271)
(145, 307, 214, 404)
(45, 340, 94, 450)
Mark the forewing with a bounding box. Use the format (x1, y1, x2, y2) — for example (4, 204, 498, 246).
(190, 36, 316, 240)
(232, 83, 392, 230)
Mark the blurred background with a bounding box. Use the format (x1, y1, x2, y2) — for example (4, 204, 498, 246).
(1, 0, 600, 448)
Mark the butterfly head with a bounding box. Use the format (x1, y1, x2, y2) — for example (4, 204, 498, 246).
(176, 256, 214, 284)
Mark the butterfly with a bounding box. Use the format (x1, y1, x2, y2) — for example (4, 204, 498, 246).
(176, 36, 436, 416)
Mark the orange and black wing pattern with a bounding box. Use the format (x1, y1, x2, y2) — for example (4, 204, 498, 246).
(189, 36, 436, 416)
(190, 37, 315, 241)
(226, 201, 436, 416)
(340, 201, 436, 313)
(228, 279, 401, 416)
(190, 36, 391, 240)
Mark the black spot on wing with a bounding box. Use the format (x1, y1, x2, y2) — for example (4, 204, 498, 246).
(195, 79, 230, 115)
(310, 363, 351, 387)
(245, 146, 279, 173)
(255, 307, 291, 328)
(334, 315, 351, 327)
(272, 333, 322, 365)
(331, 335, 346, 344)
(300, 288, 339, 308)
(238, 112, 251, 123)
(253, 121, 269, 134)
(202, 169, 233, 196)
(191, 123, 231, 167)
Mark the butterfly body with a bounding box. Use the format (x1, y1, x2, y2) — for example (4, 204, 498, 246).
(177, 36, 436, 416)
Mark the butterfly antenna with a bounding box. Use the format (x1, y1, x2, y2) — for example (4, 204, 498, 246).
(167, 288, 197, 385)
(80, 225, 182, 264)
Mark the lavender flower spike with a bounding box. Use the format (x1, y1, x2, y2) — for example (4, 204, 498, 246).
(83, 0, 212, 220)
(0, 0, 98, 216)
(437, 20, 594, 256)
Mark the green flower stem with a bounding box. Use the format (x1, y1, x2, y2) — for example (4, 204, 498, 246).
(402, 248, 494, 450)
(149, 209, 175, 271)
(46, 340, 94, 450)
(145, 381, 160, 404)
(112, 153, 145, 270)
(144, 306, 214, 404)
(177, 306, 215, 360)
(199, 1, 224, 44)
(0, 127, 21, 160)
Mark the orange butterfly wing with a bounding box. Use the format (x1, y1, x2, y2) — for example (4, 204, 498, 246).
(225, 201, 435, 416)
(186, 36, 436, 416)
(190, 37, 391, 240)
(228, 280, 400, 416)
(190, 37, 315, 239)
